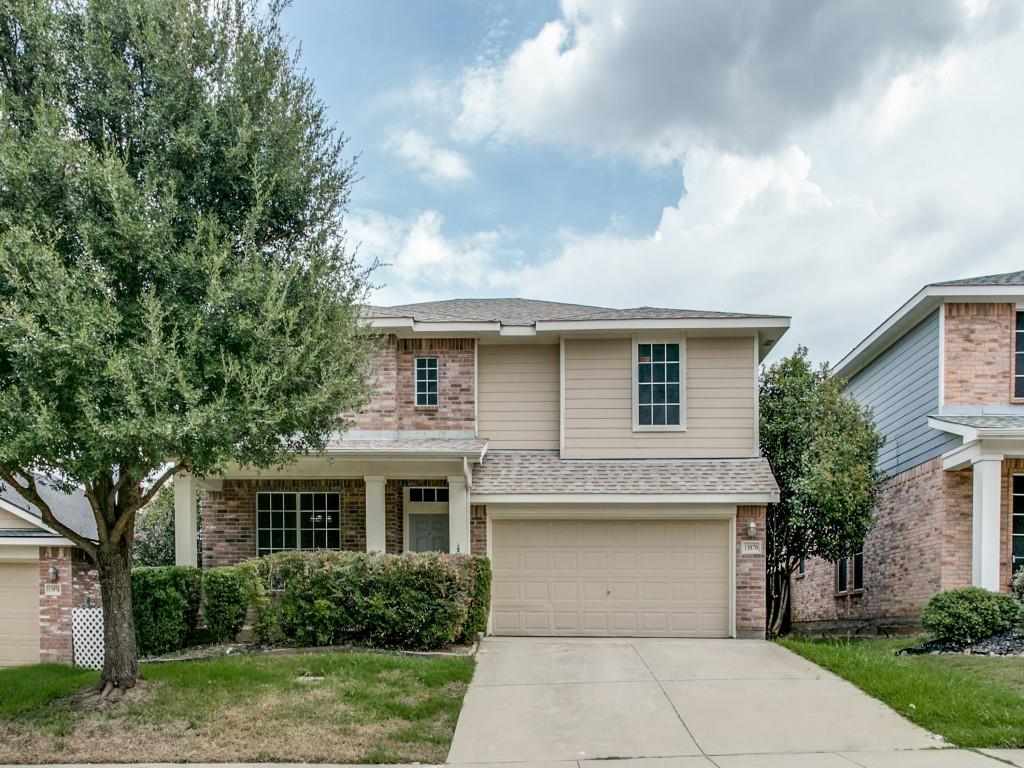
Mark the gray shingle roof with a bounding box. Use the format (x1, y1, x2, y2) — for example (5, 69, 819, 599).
(472, 451, 779, 496)
(0, 528, 59, 538)
(930, 414, 1024, 431)
(365, 298, 786, 326)
(0, 476, 97, 541)
(932, 270, 1024, 287)
(323, 437, 488, 457)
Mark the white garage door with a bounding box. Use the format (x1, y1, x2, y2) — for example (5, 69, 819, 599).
(0, 560, 40, 666)
(491, 518, 730, 637)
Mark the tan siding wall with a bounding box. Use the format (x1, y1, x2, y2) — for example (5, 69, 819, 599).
(477, 344, 560, 449)
(0, 508, 36, 529)
(563, 336, 756, 459)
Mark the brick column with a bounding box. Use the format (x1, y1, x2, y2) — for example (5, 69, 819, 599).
(736, 505, 767, 639)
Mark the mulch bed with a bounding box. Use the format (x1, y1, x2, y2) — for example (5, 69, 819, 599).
(899, 629, 1024, 656)
(142, 637, 480, 664)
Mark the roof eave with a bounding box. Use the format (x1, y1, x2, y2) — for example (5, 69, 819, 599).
(469, 491, 780, 504)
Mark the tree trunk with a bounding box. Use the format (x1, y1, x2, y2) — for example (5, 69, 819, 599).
(97, 535, 139, 688)
(767, 574, 790, 639)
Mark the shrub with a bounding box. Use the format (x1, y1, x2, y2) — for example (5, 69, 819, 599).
(921, 587, 1022, 645)
(1013, 568, 1024, 604)
(459, 555, 492, 642)
(132, 566, 202, 656)
(202, 566, 249, 643)
(240, 550, 488, 650)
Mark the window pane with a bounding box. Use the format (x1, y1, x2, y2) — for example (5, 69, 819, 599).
(1014, 516, 1024, 535)
(666, 344, 679, 362)
(258, 530, 270, 549)
(653, 363, 665, 383)
(666, 405, 680, 425)
(283, 494, 296, 510)
(427, 381, 437, 393)
(272, 531, 283, 550)
(638, 344, 651, 361)
(410, 487, 422, 502)
(271, 493, 281, 511)
(836, 559, 848, 592)
(437, 488, 449, 502)
(1015, 475, 1024, 495)
(1017, 376, 1024, 399)
(667, 383, 680, 404)
(652, 405, 666, 425)
(652, 344, 665, 362)
(639, 384, 652, 404)
(283, 510, 295, 528)
(638, 363, 652, 383)
(427, 393, 438, 405)
(301, 530, 313, 549)
(272, 510, 283, 528)
(1017, 311, 1024, 331)
(666, 363, 679, 383)
(257, 494, 270, 511)
(653, 384, 665, 404)
(327, 493, 340, 511)
(327, 530, 340, 549)
(853, 553, 864, 590)
(639, 406, 652, 425)
(258, 510, 270, 529)
(284, 530, 296, 549)
(1015, 537, 1024, 558)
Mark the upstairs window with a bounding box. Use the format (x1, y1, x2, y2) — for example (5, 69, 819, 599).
(415, 357, 438, 406)
(1016, 312, 1024, 398)
(635, 341, 682, 429)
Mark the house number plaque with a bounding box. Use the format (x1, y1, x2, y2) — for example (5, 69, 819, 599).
(740, 540, 763, 555)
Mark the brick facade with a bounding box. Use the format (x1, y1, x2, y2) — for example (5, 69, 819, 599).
(944, 302, 1015, 406)
(38, 546, 100, 663)
(790, 457, 984, 633)
(736, 504, 767, 638)
(346, 335, 476, 432)
(470, 505, 487, 555)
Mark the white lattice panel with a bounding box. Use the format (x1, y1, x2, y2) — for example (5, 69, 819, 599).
(72, 607, 104, 670)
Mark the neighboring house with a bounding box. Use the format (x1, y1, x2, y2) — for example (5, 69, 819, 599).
(791, 269, 1024, 633)
(174, 299, 789, 638)
(0, 478, 99, 666)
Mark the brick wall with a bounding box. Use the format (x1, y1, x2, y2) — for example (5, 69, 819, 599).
(470, 505, 487, 555)
(736, 504, 767, 638)
(345, 335, 476, 432)
(790, 456, 974, 632)
(944, 302, 1015, 406)
(38, 547, 99, 663)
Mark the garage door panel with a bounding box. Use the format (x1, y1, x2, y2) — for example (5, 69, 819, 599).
(0, 561, 40, 666)
(492, 518, 730, 638)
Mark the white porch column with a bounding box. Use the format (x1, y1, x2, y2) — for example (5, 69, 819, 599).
(447, 475, 470, 554)
(364, 476, 386, 553)
(173, 473, 198, 566)
(972, 456, 1003, 591)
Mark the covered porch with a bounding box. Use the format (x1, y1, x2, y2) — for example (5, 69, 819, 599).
(930, 414, 1024, 591)
(172, 437, 488, 567)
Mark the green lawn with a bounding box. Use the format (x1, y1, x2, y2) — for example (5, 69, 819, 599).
(0, 650, 475, 764)
(780, 635, 1024, 748)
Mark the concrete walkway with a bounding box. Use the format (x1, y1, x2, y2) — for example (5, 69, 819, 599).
(447, 637, 970, 766)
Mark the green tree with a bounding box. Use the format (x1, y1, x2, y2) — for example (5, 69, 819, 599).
(133, 486, 178, 567)
(0, 0, 373, 690)
(760, 346, 885, 637)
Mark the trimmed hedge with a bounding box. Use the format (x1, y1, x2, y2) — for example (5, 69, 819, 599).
(240, 550, 489, 650)
(921, 586, 1022, 646)
(132, 565, 202, 656)
(202, 566, 249, 643)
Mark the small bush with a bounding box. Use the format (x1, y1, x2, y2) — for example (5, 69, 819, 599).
(921, 587, 1021, 645)
(202, 566, 249, 643)
(132, 566, 202, 656)
(241, 550, 488, 650)
(459, 556, 492, 642)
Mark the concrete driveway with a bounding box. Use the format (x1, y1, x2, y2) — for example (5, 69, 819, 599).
(447, 637, 949, 766)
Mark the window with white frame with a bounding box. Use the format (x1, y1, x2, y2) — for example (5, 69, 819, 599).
(852, 551, 864, 592)
(257, 491, 341, 556)
(835, 558, 848, 594)
(408, 486, 449, 503)
(636, 341, 682, 428)
(1013, 475, 1024, 573)
(1016, 312, 1024, 399)
(835, 552, 864, 595)
(415, 357, 438, 406)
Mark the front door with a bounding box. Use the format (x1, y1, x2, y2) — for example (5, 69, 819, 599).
(409, 513, 450, 552)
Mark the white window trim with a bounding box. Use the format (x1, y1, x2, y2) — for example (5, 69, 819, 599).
(256, 490, 342, 556)
(401, 486, 449, 553)
(631, 333, 686, 432)
(415, 356, 439, 408)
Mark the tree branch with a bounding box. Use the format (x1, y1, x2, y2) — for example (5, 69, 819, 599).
(0, 467, 98, 560)
(108, 463, 180, 545)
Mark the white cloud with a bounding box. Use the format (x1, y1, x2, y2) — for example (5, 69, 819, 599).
(360, 1, 1024, 364)
(385, 129, 473, 183)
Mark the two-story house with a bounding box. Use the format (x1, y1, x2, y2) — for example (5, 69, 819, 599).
(791, 270, 1024, 633)
(173, 299, 788, 639)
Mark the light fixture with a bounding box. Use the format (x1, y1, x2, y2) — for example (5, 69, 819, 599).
(746, 519, 757, 538)
(48, 565, 60, 582)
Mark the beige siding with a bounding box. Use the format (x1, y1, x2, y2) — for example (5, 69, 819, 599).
(563, 336, 756, 459)
(0, 507, 36, 529)
(0, 559, 39, 666)
(478, 344, 560, 449)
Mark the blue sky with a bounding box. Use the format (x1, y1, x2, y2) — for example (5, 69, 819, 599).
(280, 1, 1024, 364)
